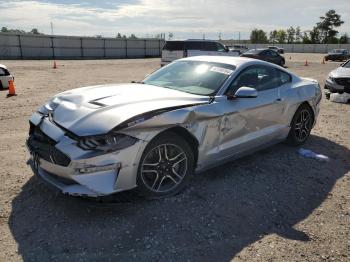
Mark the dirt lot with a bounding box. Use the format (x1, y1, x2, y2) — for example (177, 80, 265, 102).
(0, 53, 349, 262)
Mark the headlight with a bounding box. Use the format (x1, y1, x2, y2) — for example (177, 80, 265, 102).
(328, 75, 335, 82)
(78, 133, 138, 152)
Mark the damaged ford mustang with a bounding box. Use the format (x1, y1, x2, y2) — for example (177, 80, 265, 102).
(27, 56, 322, 198)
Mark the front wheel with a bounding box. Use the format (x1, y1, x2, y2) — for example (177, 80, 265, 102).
(286, 104, 314, 146)
(137, 132, 194, 198)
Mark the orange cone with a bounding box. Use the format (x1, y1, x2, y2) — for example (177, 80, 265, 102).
(304, 60, 309, 66)
(7, 79, 17, 97)
(53, 60, 57, 69)
(322, 58, 325, 64)
(289, 56, 292, 60)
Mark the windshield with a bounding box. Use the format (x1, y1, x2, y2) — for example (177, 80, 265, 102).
(143, 61, 235, 96)
(342, 60, 350, 68)
(330, 49, 343, 54)
(245, 49, 261, 54)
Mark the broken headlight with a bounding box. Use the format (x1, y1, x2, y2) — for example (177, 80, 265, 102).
(78, 133, 138, 152)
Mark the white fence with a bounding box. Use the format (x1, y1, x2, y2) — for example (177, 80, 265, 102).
(0, 33, 165, 59)
(222, 41, 350, 53)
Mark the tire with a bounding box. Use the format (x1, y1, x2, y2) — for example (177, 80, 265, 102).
(0, 80, 3, 90)
(280, 59, 285, 66)
(286, 104, 314, 146)
(136, 132, 194, 198)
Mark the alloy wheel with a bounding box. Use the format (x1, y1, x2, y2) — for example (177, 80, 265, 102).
(141, 144, 188, 193)
(294, 109, 312, 142)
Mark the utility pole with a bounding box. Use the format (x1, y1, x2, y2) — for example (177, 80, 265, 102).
(239, 32, 241, 44)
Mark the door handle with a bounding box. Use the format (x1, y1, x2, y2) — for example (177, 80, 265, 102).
(275, 98, 284, 103)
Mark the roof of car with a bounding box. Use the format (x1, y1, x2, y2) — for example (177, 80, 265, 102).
(179, 55, 274, 68)
(166, 39, 221, 43)
(0, 64, 7, 69)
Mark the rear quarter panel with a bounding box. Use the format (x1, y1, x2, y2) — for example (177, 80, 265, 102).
(280, 76, 320, 126)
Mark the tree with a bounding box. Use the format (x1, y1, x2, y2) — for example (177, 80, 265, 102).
(339, 33, 349, 44)
(276, 29, 287, 43)
(129, 34, 137, 39)
(250, 29, 268, 43)
(30, 28, 41, 34)
(310, 27, 321, 43)
(1, 27, 8, 32)
(269, 30, 278, 43)
(295, 26, 302, 43)
(286, 26, 296, 43)
(317, 9, 344, 43)
(302, 31, 312, 44)
(116, 33, 122, 38)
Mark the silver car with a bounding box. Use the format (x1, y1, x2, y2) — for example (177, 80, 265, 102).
(325, 59, 350, 93)
(27, 56, 322, 198)
(0, 64, 14, 89)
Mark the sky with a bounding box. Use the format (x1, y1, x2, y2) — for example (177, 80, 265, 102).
(0, 0, 349, 39)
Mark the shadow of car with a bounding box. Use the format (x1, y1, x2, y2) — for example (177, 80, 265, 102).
(9, 135, 349, 261)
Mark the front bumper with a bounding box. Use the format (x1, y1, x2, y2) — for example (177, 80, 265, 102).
(27, 112, 147, 197)
(160, 61, 171, 67)
(325, 79, 345, 93)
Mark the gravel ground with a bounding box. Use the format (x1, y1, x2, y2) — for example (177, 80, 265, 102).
(0, 54, 349, 262)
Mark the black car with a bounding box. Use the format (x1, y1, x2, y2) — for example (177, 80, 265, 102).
(325, 49, 349, 62)
(268, 46, 284, 54)
(241, 49, 285, 66)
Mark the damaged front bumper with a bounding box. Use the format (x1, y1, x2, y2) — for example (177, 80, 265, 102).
(27, 112, 147, 197)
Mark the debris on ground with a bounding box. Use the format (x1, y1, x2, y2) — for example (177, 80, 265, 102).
(298, 148, 330, 162)
(329, 92, 350, 104)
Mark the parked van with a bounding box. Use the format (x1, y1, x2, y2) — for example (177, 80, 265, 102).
(161, 39, 239, 66)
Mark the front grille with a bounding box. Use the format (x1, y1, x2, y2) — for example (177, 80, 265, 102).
(28, 124, 71, 167)
(334, 78, 350, 87)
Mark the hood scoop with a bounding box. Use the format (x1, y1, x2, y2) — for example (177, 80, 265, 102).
(88, 96, 111, 107)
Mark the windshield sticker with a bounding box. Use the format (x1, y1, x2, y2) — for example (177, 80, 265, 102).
(210, 67, 233, 75)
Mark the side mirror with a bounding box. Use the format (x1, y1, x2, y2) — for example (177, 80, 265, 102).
(234, 86, 258, 98)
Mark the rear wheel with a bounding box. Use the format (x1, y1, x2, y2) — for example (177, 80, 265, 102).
(0, 80, 3, 90)
(286, 104, 314, 146)
(137, 132, 194, 198)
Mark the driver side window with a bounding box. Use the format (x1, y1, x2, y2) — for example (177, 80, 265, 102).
(227, 65, 280, 94)
(216, 43, 226, 52)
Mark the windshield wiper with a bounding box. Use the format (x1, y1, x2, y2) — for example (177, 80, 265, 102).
(131, 81, 145, 84)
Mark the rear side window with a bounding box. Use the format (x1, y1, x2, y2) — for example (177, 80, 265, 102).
(228, 65, 283, 93)
(277, 70, 292, 85)
(184, 41, 202, 50)
(163, 41, 184, 51)
(202, 42, 217, 51)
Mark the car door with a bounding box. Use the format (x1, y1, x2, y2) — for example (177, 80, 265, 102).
(266, 50, 281, 64)
(217, 65, 287, 159)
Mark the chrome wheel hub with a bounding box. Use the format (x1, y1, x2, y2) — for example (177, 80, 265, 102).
(141, 144, 187, 193)
(294, 109, 312, 142)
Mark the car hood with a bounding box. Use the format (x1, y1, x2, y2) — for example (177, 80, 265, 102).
(44, 83, 209, 136)
(330, 67, 350, 78)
